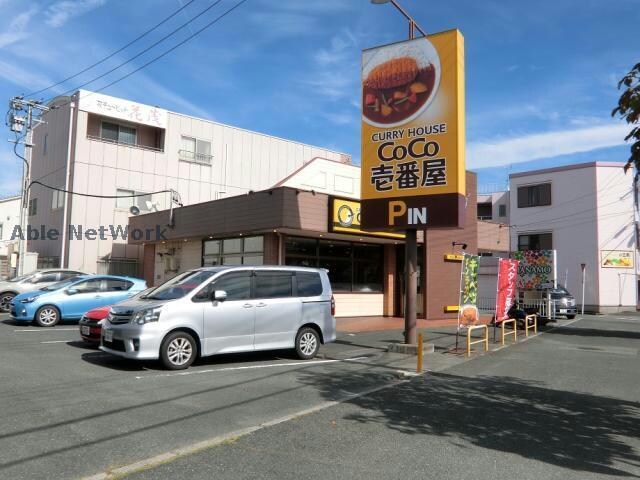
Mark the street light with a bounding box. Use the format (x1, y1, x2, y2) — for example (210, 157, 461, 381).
(370, 0, 427, 39)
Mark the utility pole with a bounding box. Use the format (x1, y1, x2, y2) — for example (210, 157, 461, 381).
(7, 96, 49, 276)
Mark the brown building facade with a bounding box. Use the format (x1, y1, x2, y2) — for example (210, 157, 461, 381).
(128, 173, 478, 320)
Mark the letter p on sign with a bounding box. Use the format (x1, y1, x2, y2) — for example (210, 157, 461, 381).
(388, 201, 407, 226)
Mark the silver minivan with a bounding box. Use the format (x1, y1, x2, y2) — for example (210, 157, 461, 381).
(100, 266, 336, 370)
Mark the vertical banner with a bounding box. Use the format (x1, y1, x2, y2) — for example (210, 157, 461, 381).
(360, 30, 465, 230)
(458, 253, 479, 329)
(495, 258, 519, 323)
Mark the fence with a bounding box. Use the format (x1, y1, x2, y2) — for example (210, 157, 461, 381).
(477, 297, 557, 320)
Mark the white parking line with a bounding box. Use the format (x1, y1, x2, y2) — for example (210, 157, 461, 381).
(14, 328, 78, 332)
(135, 356, 369, 380)
(40, 340, 74, 344)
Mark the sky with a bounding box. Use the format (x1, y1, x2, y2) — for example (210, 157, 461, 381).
(0, 0, 638, 197)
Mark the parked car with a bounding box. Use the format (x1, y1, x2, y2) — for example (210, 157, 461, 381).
(101, 266, 336, 370)
(0, 269, 85, 313)
(78, 306, 111, 344)
(79, 289, 152, 344)
(549, 285, 577, 319)
(10, 275, 147, 327)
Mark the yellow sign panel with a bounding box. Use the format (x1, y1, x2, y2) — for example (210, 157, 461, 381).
(330, 198, 404, 239)
(444, 253, 464, 262)
(601, 250, 634, 268)
(360, 30, 465, 230)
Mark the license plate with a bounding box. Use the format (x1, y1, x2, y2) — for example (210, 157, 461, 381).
(559, 309, 568, 313)
(104, 329, 113, 343)
(81, 325, 90, 336)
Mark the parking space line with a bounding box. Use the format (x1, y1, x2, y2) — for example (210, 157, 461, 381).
(135, 356, 369, 380)
(14, 328, 78, 332)
(40, 340, 74, 344)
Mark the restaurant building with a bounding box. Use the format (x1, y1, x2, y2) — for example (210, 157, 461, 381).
(128, 160, 478, 319)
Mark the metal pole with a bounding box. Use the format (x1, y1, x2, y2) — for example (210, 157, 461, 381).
(404, 229, 417, 344)
(416, 332, 423, 373)
(17, 105, 33, 276)
(581, 263, 586, 315)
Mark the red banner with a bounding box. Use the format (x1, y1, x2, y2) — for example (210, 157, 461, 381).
(495, 258, 519, 323)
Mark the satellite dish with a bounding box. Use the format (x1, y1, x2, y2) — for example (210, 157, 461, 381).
(129, 205, 140, 216)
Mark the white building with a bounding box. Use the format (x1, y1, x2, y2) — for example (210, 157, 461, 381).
(509, 162, 637, 313)
(27, 90, 350, 275)
(0, 195, 21, 278)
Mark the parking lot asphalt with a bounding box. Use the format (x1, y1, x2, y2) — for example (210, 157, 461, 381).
(1, 314, 628, 480)
(0, 314, 446, 480)
(123, 314, 640, 480)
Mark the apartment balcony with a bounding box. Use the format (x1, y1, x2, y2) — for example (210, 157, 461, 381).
(178, 149, 213, 165)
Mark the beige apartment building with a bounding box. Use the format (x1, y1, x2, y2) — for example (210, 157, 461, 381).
(27, 90, 349, 274)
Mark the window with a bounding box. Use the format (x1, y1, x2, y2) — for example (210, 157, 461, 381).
(147, 270, 216, 300)
(202, 236, 264, 266)
(101, 121, 137, 145)
(518, 232, 552, 251)
(517, 183, 551, 208)
(211, 273, 251, 301)
(73, 279, 102, 293)
(477, 203, 492, 220)
(103, 279, 133, 291)
(285, 236, 384, 293)
(32, 272, 59, 284)
(116, 189, 153, 212)
(296, 272, 323, 297)
(52, 190, 64, 210)
(254, 272, 293, 299)
(28, 198, 37, 216)
(498, 204, 507, 217)
(180, 136, 212, 164)
(59, 271, 82, 280)
(0, 223, 3, 239)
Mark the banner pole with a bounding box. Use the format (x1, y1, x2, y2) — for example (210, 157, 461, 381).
(493, 258, 503, 343)
(455, 252, 466, 352)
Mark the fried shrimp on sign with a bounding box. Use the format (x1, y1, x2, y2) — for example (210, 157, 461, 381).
(365, 56, 419, 90)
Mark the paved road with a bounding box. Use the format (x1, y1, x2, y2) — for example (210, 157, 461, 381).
(0, 314, 431, 480)
(124, 314, 640, 480)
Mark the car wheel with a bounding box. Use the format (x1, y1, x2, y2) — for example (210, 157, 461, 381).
(160, 331, 197, 370)
(0, 292, 15, 313)
(567, 314, 576, 319)
(295, 327, 320, 360)
(35, 306, 61, 327)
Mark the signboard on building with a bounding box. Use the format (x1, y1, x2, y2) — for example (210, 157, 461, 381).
(329, 198, 404, 239)
(600, 250, 634, 268)
(78, 90, 168, 129)
(512, 250, 557, 290)
(360, 30, 465, 231)
(495, 258, 519, 323)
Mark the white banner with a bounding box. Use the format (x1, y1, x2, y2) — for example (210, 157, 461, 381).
(78, 90, 167, 129)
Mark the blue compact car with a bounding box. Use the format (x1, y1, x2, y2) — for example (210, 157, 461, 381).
(10, 275, 147, 327)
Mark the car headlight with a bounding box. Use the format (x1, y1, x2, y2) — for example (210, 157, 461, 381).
(20, 296, 37, 303)
(132, 307, 162, 325)
(560, 298, 568, 305)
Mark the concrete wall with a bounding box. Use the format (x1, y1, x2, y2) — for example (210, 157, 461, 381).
(0, 196, 21, 255)
(277, 158, 361, 199)
(478, 220, 509, 254)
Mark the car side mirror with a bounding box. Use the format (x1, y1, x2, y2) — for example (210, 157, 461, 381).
(213, 290, 227, 302)
(66, 288, 78, 295)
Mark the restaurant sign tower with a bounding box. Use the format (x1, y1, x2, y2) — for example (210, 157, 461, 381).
(360, 29, 466, 230)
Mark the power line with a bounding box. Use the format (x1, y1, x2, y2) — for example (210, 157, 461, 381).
(26, 0, 198, 98)
(49, 0, 249, 110)
(47, 0, 225, 102)
(28, 180, 182, 203)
